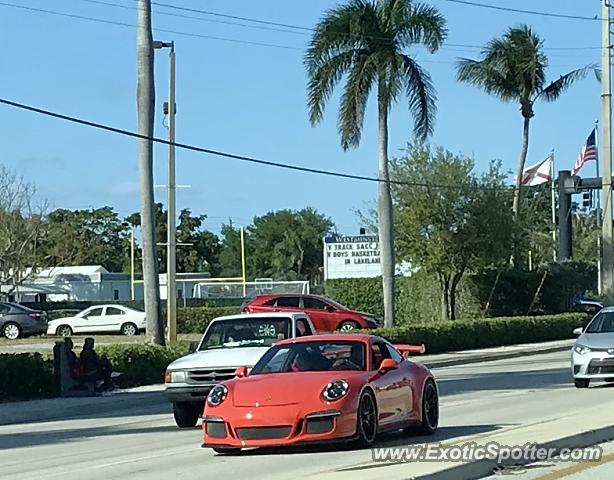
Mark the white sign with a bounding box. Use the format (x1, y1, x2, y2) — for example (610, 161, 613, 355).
(323, 234, 381, 279)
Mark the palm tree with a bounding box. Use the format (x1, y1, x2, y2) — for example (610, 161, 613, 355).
(305, 0, 446, 327)
(137, 0, 164, 345)
(455, 24, 595, 220)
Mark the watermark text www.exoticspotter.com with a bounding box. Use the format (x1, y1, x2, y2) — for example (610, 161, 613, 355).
(372, 442, 603, 464)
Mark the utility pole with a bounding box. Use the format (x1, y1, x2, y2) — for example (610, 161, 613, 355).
(130, 226, 135, 301)
(601, 0, 613, 302)
(153, 40, 176, 342)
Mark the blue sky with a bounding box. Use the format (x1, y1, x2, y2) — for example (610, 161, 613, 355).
(0, 0, 603, 236)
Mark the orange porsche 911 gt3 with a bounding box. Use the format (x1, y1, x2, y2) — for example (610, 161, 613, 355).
(201, 334, 438, 454)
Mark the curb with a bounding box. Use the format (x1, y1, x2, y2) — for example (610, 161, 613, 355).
(421, 344, 572, 369)
(408, 424, 614, 480)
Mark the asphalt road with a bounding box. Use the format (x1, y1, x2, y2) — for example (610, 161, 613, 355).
(0, 350, 610, 480)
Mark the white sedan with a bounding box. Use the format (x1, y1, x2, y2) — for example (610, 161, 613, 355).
(47, 305, 146, 337)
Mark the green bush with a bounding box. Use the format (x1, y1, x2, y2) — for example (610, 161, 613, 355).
(364, 312, 591, 354)
(97, 342, 190, 388)
(0, 353, 57, 401)
(325, 262, 597, 323)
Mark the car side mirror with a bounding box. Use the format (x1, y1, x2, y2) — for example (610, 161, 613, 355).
(573, 327, 584, 337)
(234, 366, 248, 378)
(326, 306, 335, 312)
(379, 358, 399, 372)
(188, 341, 199, 353)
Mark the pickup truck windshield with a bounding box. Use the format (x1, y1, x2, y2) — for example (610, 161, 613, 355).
(199, 318, 292, 350)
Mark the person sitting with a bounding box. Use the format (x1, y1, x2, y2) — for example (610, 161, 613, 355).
(80, 338, 112, 390)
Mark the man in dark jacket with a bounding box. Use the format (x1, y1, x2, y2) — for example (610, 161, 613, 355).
(80, 337, 112, 389)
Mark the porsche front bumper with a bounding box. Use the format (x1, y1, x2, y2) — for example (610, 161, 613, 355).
(202, 406, 358, 449)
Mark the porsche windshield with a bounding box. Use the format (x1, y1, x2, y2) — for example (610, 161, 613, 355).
(198, 318, 291, 350)
(250, 341, 366, 373)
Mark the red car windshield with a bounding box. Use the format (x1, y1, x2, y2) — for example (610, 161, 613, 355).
(250, 341, 366, 374)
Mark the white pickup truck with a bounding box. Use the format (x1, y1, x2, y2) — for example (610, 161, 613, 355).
(164, 312, 316, 428)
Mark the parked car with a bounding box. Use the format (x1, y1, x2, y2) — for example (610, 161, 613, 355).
(164, 312, 316, 428)
(0, 302, 48, 340)
(202, 334, 433, 453)
(571, 306, 614, 388)
(46, 304, 146, 337)
(241, 294, 380, 332)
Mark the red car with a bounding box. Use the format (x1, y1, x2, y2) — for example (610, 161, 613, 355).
(241, 294, 380, 332)
(201, 334, 436, 454)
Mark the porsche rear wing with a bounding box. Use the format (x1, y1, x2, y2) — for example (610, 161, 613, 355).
(394, 343, 426, 358)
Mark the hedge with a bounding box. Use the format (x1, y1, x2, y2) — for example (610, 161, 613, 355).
(325, 262, 597, 323)
(0, 353, 57, 401)
(364, 312, 591, 354)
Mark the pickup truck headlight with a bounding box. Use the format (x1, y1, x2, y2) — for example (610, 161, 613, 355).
(164, 370, 187, 383)
(207, 385, 228, 407)
(574, 344, 591, 355)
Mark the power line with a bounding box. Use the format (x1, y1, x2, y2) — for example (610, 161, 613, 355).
(0, 97, 515, 191)
(437, 0, 601, 21)
(0, 1, 302, 51)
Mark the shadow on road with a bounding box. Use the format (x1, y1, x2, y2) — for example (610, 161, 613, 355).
(214, 424, 507, 457)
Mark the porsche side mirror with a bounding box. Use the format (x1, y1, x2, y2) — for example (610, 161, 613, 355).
(188, 341, 199, 353)
(234, 366, 248, 378)
(573, 327, 583, 337)
(379, 358, 399, 372)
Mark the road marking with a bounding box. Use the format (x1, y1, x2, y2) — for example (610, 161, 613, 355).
(529, 451, 614, 480)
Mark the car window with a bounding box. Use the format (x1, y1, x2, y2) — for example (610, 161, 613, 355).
(86, 307, 104, 318)
(106, 307, 125, 316)
(263, 298, 276, 306)
(296, 318, 310, 336)
(384, 343, 403, 363)
(303, 297, 328, 310)
(275, 297, 299, 308)
(0, 305, 9, 315)
(586, 311, 614, 333)
(199, 317, 291, 350)
(371, 342, 391, 370)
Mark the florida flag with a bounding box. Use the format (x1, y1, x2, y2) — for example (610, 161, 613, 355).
(520, 155, 553, 186)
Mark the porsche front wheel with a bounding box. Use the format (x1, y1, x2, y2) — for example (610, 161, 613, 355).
(354, 390, 378, 447)
(418, 379, 439, 435)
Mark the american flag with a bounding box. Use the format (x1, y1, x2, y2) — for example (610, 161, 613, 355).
(572, 128, 598, 175)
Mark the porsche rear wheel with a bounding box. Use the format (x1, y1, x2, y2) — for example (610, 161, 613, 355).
(354, 389, 377, 447)
(418, 379, 439, 435)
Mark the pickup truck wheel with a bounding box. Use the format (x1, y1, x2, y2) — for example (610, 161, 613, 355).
(173, 402, 200, 428)
(212, 447, 242, 455)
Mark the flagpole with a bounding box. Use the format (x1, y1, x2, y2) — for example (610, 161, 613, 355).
(596, 120, 602, 295)
(551, 149, 557, 262)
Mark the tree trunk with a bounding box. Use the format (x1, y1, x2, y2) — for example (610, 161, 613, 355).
(377, 96, 396, 328)
(449, 269, 465, 320)
(137, 0, 164, 345)
(439, 274, 450, 321)
(512, 115, 531, 218)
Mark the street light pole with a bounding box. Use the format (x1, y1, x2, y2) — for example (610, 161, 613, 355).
(154, 40, 177, 343)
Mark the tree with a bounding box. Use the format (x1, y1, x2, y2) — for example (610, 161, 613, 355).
(305, 0, 447, 327)
(455, 24, 595, 220)
(391, 145, 513, 320)
(127, 204, 221, 275)
(136, 0, 164, 345)
(0, 166, 48, 296)
(42, 207, 130, 272)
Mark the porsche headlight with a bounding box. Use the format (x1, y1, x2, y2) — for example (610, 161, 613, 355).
(574, 344, 592, 355)
(207, 385, 228, 407)
(322, 380, 349, 401)
(164, 370, 186, 383)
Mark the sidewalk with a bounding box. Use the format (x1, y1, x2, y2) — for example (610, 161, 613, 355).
(416, 339, 574, 368)
(0, 384, 167, 426)
(310, 400, 614, 480)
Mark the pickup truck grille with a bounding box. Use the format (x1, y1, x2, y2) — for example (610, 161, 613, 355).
(187, 368, 236, 384)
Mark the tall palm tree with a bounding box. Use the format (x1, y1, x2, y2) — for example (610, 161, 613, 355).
(137, 0, 164, 345)
(305, 0, 446, 328)
(455, 25, 595, 220)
